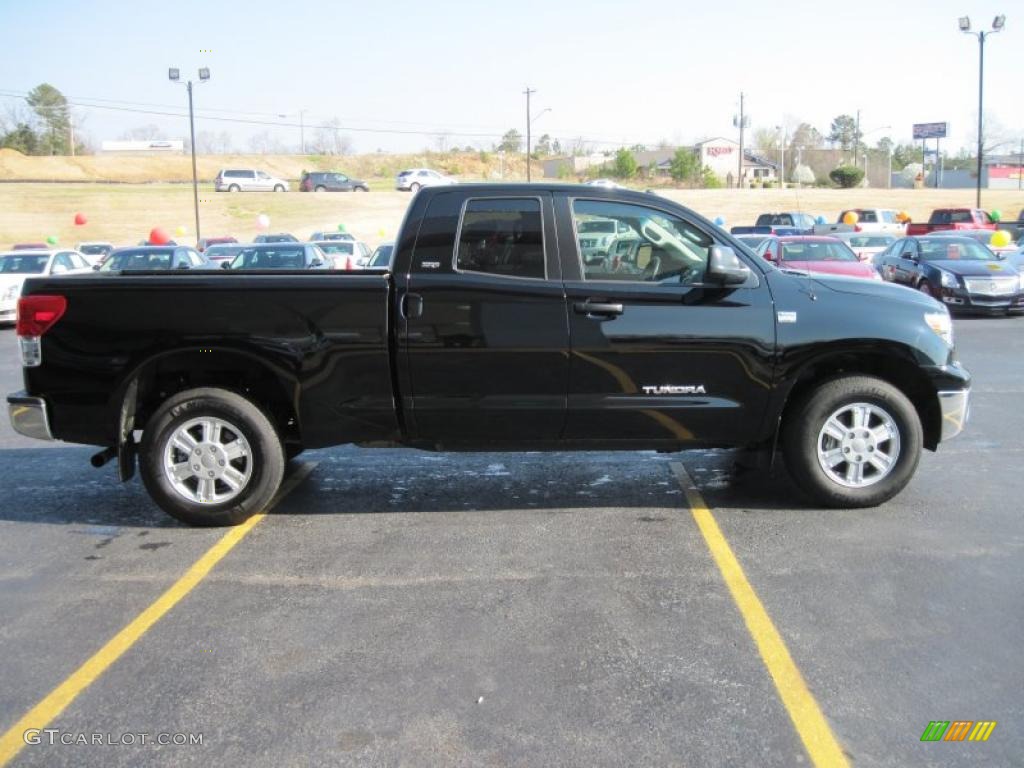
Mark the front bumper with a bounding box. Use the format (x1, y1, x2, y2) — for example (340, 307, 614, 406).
(7, 392, 53, 441)
(937, 389, 970, 441)
(939, 284, 1024, 314)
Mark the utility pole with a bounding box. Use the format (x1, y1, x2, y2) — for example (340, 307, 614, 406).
(68, 111, 75, 157)
(300, 110, 306, 155)
(523, 87, 536, 182)
(736, 92, 746, 188)
(186, 81, 201, 244)
(854, 109, 861, 168)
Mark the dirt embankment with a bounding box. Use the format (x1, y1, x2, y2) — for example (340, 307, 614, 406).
(0, 148, 528, 183)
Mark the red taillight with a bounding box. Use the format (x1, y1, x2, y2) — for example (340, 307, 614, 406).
(16, 295, 67, 337)
(853, 224, 862, 232)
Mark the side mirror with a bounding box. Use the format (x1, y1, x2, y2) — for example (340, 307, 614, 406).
(310, 259, 323, 268)
(92, 264, 100, 271)
(706, 246, 751, 286)
(176, 263, 190, 270)
(221, 261, 232, 270)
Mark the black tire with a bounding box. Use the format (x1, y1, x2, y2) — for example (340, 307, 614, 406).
(410, 182, 421, 193)
(355, 186, 367, 192)
(781, 375, 922, 508)
(274, 184, 285, 192)
(139, 388, 285, 526)
(315, 185, 326, 192)
(918, 281, 934, 297)
(228, 184, 240, 192)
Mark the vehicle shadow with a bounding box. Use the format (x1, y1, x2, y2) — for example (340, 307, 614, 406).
(0, 445, 821, 526)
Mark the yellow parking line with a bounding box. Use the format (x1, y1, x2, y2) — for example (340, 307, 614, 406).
(670, 463, 850, 768)
(0, 462, 316, 767)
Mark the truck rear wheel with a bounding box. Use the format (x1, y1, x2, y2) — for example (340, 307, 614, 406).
(139, 388, 285, 526)
(781, 375, 922, 508)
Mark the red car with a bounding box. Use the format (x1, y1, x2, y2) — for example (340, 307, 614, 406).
(906, 208, 996, 236)
(197, 236, 238, 253)
(753, 235, 882, 280)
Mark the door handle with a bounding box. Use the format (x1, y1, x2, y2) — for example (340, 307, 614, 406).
(574, 300, 624, 317)
(401, 292, 424, 319)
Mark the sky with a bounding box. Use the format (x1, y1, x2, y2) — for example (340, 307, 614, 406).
(1, 0, 1021, 156)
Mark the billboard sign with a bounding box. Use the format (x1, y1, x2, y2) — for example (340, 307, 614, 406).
(913, 123, 948, 140)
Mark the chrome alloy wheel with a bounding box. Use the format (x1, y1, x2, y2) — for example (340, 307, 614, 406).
(162, 416, 253, 504)
(816, 402, 901, 488)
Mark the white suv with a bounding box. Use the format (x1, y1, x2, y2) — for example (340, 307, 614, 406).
(215, 169, 289, 192)
(395, 168, 457, 192)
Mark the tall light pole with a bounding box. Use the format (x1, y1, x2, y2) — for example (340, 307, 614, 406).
(861, 125, 891, 187)
(775, 125, 786, 187)
(960, 14, 1005, 208)
(169, 67, 210, 246)
(523, 87, 536, 181)
(278, 110, 308, 154)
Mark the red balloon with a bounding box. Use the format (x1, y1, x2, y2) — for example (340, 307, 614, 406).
(73, 212, 87, 226)
(149, 227, 170, 245)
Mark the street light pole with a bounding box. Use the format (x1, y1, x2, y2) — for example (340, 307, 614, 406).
(961, 14, 1005, 208)
(523, 87, 536, 182)
(170, 67, 209, 247)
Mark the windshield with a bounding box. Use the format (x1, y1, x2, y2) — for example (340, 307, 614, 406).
(781, 241, 857, 262)
(205, 245, 246, 258)
(0, 255, 48, 273)
(847, 235, 895, 248)
(578, 221, 616, 234)
(317, 242, 354, 255)
(369, 244, 393, 267)
(100, 250, 175, 271)
(228, 247, 309, 269)
(919, 239, 998, 262)
(78, 244, 112, 255)
(757, 213, 794, 226)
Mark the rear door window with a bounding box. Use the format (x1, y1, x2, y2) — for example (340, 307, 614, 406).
(456, 198, 545, 279)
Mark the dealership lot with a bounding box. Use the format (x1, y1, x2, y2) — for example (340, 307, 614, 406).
(0, 318, 1021, 767)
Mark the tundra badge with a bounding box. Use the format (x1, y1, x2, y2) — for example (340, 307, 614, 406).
(642, 385, 706, 395)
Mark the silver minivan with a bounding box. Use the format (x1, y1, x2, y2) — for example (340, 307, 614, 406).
(215, 169, 290, 192)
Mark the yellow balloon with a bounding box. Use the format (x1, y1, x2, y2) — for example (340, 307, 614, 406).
(175, 226, 187, 237)
(990, 229, 1012, 248)
(842, 210, 859, 226)
(896, 211, 910, 223)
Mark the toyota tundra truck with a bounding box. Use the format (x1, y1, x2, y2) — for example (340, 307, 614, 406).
(8, 184, 971, 526)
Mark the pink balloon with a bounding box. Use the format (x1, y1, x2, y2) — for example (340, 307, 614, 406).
(149, 227, 170, 245)
(256, 214, 270, 229)
(74, 212, 88, 226)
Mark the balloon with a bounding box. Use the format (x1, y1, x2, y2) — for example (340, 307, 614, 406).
(896, 211, 910, 223)
(842, 211, 859, 226)
(815, 215, 827, 225)
(990, 210, 1002, 222)
(256, 214, 270, 229)
(337, 223, 347, 232)
(713, 216, 725, 226)
(149, 227, 170, 245)
(991, 229, 1012, 248)
(377, 229, 386, 238)
(46, 235, 58, 245)
(73, 212, 87, 226)
(175, 225, 187, 237)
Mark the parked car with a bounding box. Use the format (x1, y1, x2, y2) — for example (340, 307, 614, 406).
(906, 208, 996, 236)
(929, 228, 1018, 256)
(203, 243, 248, 267)
(753, 236, 881, 281)
(299, 172, 369, 192)
(367, 241, 394, 269)
(576, 216, 640, 266)
(0, 250, 92, 324)
(8, 183, 971, 525)
(874, 235, 1024, 314)
(395, 168, 457, 192)
(99, 246, 210, 272)
(829, 232, 899, 263)
(995, 209, 1024, 242)
(310, 240, 371, 269)
(813, 209, 906, 235)
(215, 169, 289, 193)
(223, 244, 331, 271)
(253, 233, 299, 244)
(11, 243, 49, 251)
(76, 242, 115, 265)
(731, 212, 816, 236)
(308, 232, 355, 242)
(733, 234, 773, 250)
(585, 179, 624, 189)
(197, 236, 238, 253)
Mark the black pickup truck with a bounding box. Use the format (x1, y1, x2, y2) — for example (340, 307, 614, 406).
(8, 184, 971, 525)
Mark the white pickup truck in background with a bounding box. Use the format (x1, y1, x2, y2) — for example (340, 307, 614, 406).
(814, 208, 906, 235)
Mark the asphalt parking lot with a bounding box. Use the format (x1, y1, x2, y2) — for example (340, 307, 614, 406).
(0, 318, 1021, 767)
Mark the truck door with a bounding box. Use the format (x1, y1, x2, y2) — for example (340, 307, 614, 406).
(400, 191, 569, 442)
(557, 196, 775, 446)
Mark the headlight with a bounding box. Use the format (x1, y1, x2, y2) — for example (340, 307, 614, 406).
(925, 311, 954, 347)
(939, 270, 958, 288)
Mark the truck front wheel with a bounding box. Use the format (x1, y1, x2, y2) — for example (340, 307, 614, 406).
(782, 375, 922, 508)
(139, 388, 285, 526)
